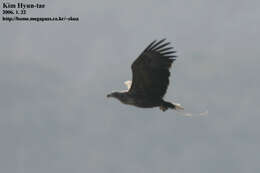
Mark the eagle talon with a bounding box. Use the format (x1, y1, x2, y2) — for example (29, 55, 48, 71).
(160, 106, 168, 112)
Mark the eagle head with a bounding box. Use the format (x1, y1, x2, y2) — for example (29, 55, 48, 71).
(107, 91, 128, 104)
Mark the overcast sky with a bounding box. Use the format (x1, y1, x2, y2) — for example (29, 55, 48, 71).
(1, 0, 260, 172)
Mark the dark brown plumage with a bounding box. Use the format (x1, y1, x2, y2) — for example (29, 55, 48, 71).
(107, 39, 183, 112)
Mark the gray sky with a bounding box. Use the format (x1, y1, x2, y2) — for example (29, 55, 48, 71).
(1, 0, 260, 172)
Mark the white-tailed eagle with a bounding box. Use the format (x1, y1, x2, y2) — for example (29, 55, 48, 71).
(107, 39, 183, 112)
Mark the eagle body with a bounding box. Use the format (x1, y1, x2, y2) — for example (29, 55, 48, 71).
(111, 92, 162, 107)
(107, 39, 184, 112)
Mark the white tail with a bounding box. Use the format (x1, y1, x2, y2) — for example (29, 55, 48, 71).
(173, 103, 184, 111)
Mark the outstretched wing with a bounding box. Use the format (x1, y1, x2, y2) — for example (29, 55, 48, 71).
(128, 39, 177, 98)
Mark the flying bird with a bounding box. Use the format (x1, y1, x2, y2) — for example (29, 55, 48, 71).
(107, 39, 184, 112)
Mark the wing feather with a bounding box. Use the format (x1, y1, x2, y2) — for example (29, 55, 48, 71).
(161, 51, 176, 55)
(153, 42, 171, 51)
(129, 39, 177, 98)
(143, 40, 157, 52)
(149, 39, 167, 50)
(157, 47, 173, 52)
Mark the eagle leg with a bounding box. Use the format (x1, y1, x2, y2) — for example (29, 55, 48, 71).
(159, 105, 168, 112)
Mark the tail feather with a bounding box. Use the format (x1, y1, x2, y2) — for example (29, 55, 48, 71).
(162, 101, 208, 117)
(173, 102, 184, 111)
